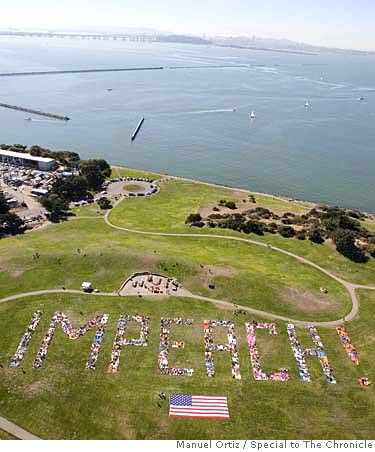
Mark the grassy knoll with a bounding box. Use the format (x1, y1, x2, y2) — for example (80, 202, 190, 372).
(111, 166, 163, 181)
(362, 220, 375, 233)
(0, 219, 350, 321)
(109, 179, 375, 285)
(68, 204, 104, 217)
(0, 292, 374, 439)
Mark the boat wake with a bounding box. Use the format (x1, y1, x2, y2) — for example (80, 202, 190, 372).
(186, 108, 236, 114)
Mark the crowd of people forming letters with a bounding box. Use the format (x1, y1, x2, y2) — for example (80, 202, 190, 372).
(32, 311, 108, 369)
(9, 310, 370, 387)
(158, 317, 194, 376)
(336, 326, 359, 365)
(204, 320, 241, 379)
(108, 315, 150, 373)
(10, 310, 43, 367)
(246, 321, 289, 381)
(288, 323, 336, 384)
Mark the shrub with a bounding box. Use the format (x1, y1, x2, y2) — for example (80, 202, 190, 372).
(186, 213, 202, 224)
(278, 225, 296, 238)
(225, 201, 237, 210)
(332, 228, 367, 262)
(97, 197, 112, 210)
(308, 227, 325, 244)
(191, 221, 205, 228)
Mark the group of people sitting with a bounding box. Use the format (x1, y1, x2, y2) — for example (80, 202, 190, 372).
(10, 310, 42, 367)
(33, 311, 108, 369)
(287, 324, 336, 384)
(246, 321, 289, 382)
(86, 325, 106, 371)
(336, 326, 359, 365)
(108, 315, 150, 373)
(308, 325, 336, 384)
(158, 317, 194, 376)
(204, 320, 241, 379)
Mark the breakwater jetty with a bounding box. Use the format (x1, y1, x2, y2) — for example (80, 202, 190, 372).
(0, 67, 164, 78)
(131, 118, 145, 141)
(0, 102, 70, 121)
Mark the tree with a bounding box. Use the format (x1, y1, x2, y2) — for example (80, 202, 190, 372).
(97, 197, 112, 210)
(0, 191, 9, 215)
(51, 176, 88, 202)
(225, 201, 237, 210)
(308, 227, 325, 244)
(41, 194, 69, 222)
(278, 225, 295, 238)
(367, 243, 375, 258)
(79, 159, 111, 191)
(295, 231, 306, 240)
(332, 228, 367, 262)
(186, 213, 202, 224)
(0, 212, 24, 235)
(242, 220, 264, 235)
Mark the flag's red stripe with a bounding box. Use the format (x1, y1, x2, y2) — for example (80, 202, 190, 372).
(191, 403, 228, 407)
(169, 408, 228, 414)
(170, 413, 229, 419)
(192, 396, 227, 401)
(170, 408, 228, 413)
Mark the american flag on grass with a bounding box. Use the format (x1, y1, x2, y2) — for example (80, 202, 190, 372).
(169, 393, 230, 419)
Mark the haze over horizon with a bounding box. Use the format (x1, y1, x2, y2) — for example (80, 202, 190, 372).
(1, 0, 374, 52)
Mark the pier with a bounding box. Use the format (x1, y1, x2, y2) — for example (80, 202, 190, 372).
(131, 118, 145, 141)
(0, 67, 164, 78)
(0, 103, 70, 121)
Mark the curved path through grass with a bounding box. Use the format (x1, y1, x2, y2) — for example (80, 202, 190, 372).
(4, 204, 373, 327)
(103, 196, 375, 326)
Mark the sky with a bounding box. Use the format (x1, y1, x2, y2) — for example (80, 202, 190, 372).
(1, 0, 375, 51)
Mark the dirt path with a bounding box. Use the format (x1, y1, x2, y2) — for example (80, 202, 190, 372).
(0, 416, 40, 440)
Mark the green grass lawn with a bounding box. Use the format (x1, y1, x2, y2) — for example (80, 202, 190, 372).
(123, 184, 145, 193)
(111, 166, 163, 181)
(0, 292, 374, 439)
(0, 219, 350, 321)
(109, 178, 375, 286)
(68, 203, 104, 217)
(362, 220, 375, 233)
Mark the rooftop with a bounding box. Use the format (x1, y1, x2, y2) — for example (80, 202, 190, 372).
(0, 149, 55, 163)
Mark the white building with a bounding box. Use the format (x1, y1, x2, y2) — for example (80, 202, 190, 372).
(0, 149, 56, 171)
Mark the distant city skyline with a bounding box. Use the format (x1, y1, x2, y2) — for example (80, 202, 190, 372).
(1, 0, 375, 51)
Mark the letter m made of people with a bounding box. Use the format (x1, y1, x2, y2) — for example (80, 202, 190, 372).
(32, 312, 109, 370)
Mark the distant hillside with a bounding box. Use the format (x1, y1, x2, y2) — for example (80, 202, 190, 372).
(212, 35, 375, 56)
(157, 34, 212, 45)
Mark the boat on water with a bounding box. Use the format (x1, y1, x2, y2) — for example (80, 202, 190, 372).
(305, 101, 310, 108)
(107, 88, 113, 92)
(249, 111, 256, 119)
(24, 117, 32, 121)
(358, 97, 365, 101)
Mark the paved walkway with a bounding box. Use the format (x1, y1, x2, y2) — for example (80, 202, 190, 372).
(0, 416, 40, 440)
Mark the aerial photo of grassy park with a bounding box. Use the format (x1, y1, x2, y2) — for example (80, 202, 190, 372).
(1, 152, 375, 440)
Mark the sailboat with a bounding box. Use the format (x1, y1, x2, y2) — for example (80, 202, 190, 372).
(249, 111, 256, 119)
